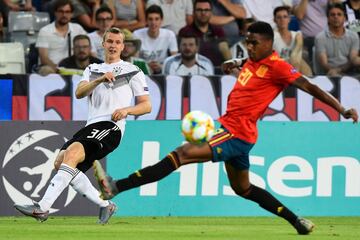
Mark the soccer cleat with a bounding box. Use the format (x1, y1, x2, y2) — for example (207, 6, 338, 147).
(294, 217, 315, 235)
(14, 201, 49, 222)
(93, 160, 116, 200)
(98, 201, 117, 224)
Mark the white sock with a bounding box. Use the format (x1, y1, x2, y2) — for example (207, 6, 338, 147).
(70, 171, 109, 207)
(38, 164, 77, 211)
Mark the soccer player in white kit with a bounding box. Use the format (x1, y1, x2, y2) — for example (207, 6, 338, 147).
(14, 27, 151, 224)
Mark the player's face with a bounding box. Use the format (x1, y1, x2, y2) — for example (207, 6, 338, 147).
(74, 39, 91, 61)
(54, 4, 72, 26)
(96, 12, 114, 32)
(180, 37, 198, 60)
(245, 33, 273, 61)
(103, 32, 124, 59)
(146, 13, 162, 33)
(328, 8, 346, 28)
(274, 10, 290, 30)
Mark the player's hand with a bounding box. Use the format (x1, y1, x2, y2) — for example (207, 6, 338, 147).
(101, 72, 115, 84)
(342, 108, 358, 123)
(221, 58, 245, 74)
(112, 108, 129, 121)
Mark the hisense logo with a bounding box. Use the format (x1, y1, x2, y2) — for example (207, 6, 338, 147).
(138, 142, 360, 197)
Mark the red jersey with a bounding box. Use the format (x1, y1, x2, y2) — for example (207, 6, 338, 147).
(218, 52, 301, 143)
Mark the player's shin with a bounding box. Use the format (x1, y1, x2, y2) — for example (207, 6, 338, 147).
(240, 184, 298, 225)
(38, 164, 78, 211)
(115, 151, 180, 193)
(70, 171, 108, 207)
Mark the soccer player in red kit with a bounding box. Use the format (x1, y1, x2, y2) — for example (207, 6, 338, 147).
(94, 21, 359, 234)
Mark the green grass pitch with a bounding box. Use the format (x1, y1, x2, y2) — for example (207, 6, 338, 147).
(0, 217, 359, 240)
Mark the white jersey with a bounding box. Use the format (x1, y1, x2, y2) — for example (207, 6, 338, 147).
(81, 60, 149, 134)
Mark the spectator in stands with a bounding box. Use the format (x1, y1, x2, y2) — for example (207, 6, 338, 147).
(273, 6, 312, 76)
(36, 0, 86, 75)
(292, 0, 339, 66)
(146, 0, 193, 35)
(88, 6, 114, 60)
(1, 0, 35, 12)
(230, 17, 254, 59)
(71, 0, 101, 32)
(243, 0, 282, 28)
(209, 0, 246, 45)
(315, 2, 360, 76)
(0, 0, 35, 27)
(106, 0, 146, 31)
(58, 34, 102, 74)
(121, 28, 151, 75)
(342, 0, 360, 36)
(162, 33, 214, 76)
(133, 4, 178, 74)
(179, 0, 231, 67)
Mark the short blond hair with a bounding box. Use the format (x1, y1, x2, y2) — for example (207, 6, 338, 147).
(102, 27, 125, 43)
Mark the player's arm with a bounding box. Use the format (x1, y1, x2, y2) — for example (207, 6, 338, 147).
(111, 95, 151, 121)
(75, 72, 115, 99)
(292, 76, 358, 123)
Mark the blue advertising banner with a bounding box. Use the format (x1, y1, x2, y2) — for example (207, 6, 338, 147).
(107, 121, 360, 216)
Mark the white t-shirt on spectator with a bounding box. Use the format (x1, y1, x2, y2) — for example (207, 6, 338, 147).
(36, 22, 86, 64)
(162, 53, 214, 76)
(81, 60, 149, 132)
(133, 28, 178, 63)
(147, 0, 193, 34)
(243, 0, 282, 28)
(88, 31, 105, 60)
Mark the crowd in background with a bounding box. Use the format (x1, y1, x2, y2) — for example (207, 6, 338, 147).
(0, 0, 360, 77)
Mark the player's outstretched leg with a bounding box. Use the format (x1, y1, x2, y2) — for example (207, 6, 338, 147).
(294, 217, 315, 235)
(98, 200, 117, 224)
(14, 201, 49, 222)
(225, 163, 314, 235)
(94, 151, 181, 200)
(93, 160, 118, 200)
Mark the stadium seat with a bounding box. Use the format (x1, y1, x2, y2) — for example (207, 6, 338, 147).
(0, 42, 26, 74)
(8, 11, 50, 52)
(7, 11, 50, 73)
(312, 46, 322, 75)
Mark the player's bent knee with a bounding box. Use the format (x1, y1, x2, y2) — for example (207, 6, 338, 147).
(62, 147, 85, 167)
(175, 145, 192, 163)
(231, 183, 252, 197)
(54, 151, 65, 170)
(54, 159, 62, 170)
